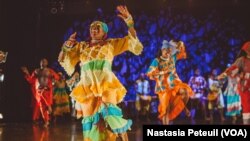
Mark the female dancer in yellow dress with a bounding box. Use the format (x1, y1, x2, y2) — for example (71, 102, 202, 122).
(58, 5, 143, 141)
(147, 40, 193, 125)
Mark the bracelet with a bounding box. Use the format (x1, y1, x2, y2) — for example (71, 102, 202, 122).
(125, 16, 134, 28)
(125, 15, 133, 23)
(62, 44, 72, 52)
(127, 22, 134, 28)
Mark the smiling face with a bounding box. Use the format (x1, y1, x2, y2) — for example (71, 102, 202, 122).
(161, 48, 172, 58)
(90, 23, 106, 40)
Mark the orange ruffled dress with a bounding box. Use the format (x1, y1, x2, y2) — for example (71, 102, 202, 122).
(147, 42, 193, 120)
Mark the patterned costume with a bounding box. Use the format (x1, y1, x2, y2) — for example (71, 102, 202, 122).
(59, 24, 143, 140)
(147, 40, 193, 121)
(223, 75, 241, 117)
(188, 75, 207, 99)
(53, 76, 70, 116)
(207, 77, 225, 110)
(135, 78, 151, 117)
(188, 73, 208, 119)
(221, 42, 250, 124)
(24, 67, 59, 123)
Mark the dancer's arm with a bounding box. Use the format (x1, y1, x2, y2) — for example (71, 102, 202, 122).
(111, 6, 143, 56)
(117, 5, 136, 38)
(58, 32, 83, 75)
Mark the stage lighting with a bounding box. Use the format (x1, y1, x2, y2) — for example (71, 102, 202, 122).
(48, 0, 65, 14)
(0, 73, 4, 83)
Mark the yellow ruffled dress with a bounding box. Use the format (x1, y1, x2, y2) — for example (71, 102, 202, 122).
(59, 33, 143, 141)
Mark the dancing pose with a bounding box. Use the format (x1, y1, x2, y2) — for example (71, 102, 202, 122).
(218, 41, 250, 124)
(147, 40, 193, 125)
(21, 58, 59, 127)
(207, 68, 225, 123)
(58, 5, 143, 141)
(219, 65, 241, 124)
(53, 72, 70, 121)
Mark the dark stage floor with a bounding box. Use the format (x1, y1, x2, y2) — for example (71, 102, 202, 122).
(0, 114, 241, 141)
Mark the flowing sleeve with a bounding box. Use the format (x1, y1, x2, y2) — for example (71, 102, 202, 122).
(176, 41, 187, 60)
(49, 69, 59, 81)
(58, 42, 85, 76)
(146, 58, 159, 80)
(224, 57, 243, 75)
(111, 32, 143, 56)
(24, 70, 36, 85)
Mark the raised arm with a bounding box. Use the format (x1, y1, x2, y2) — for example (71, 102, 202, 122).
(217, 57, 242, 80)
(58, 32, 83, 76)
(21, 66, 35, 84)
(111, 6, 143, 56)
(116, 5, 136, 38)
(175, 41, 187, 60)
(146, 58, 160, 80)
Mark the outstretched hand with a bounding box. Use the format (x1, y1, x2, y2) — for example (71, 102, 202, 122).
(116, 5, 136, 37)
(65, 32, 77, 47)
(217, 74, 225, 80)
(21, 66, 29, 75)
(117, 5, 131, 20)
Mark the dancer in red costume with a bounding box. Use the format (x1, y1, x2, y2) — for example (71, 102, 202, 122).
(218, 41, 250, 124)
(21, 58, 59, 127)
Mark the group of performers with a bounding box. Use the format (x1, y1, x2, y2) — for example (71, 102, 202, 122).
(11, 5, 250, 141)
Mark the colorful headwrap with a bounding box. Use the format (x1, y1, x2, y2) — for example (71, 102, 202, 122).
(90, 21, 109, 33)
(161, 40, 177, 50)
(241, 41, 250, 52)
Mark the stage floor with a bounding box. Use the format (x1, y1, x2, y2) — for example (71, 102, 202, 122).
(0, 115, 238, 141)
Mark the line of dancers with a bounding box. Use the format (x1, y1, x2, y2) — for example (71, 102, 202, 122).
(17, 5, 250, 141)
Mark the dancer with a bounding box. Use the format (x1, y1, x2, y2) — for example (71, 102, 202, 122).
(21, 58, 59, 127)
(147, 40, 193, 125)
(218, 41, 250, 124)
(218, 64, 241, 124)
(207, 68, 225, 123)
(58, 5, 143, 141)
(188, 68, 208, 121)
(53, 72, 70, 122)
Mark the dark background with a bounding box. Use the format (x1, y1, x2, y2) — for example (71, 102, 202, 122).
(0, 0, 250, 122)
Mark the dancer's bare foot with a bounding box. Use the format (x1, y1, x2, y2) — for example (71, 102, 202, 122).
(43, 121, 49, 128)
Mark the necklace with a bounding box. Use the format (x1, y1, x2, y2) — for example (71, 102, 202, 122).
(160, 56, 169, 61)
(91, 39, 102, 44)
